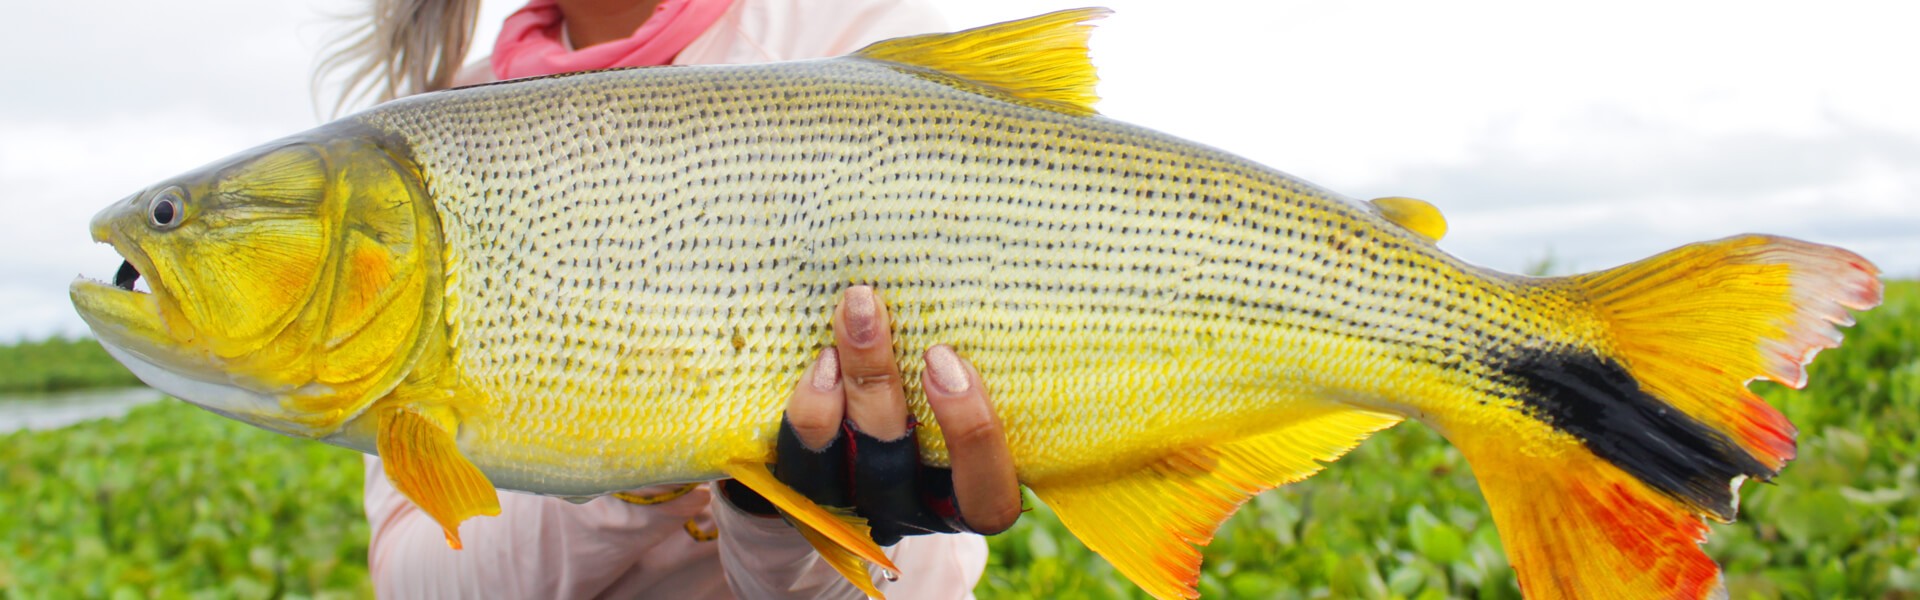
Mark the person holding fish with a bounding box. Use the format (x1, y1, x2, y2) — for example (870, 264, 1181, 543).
(324, 1, 1021, 597)
(78, 0, 1879, 597)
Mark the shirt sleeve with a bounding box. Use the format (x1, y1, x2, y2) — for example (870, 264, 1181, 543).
(449, 59, 497, 87)
(362, 456, 720, 599)
(366, 456, 986, 598)
(712, 489, 988, 599)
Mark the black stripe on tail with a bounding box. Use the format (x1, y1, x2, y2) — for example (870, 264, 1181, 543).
(1498, 348, 1774, 520)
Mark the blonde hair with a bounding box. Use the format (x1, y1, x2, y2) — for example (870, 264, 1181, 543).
(317, 0, 483, 114)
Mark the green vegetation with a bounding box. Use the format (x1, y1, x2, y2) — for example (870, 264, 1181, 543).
(0, 336, 140, 394)
(1, 283, 1914, 598)
(0, 401, 371, 599)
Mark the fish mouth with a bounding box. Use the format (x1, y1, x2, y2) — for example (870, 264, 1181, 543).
(84, 251, 155, 297)
(72, 220, 168, 354)
(71, 256, 164, 339)
(112, 260, 145, 293)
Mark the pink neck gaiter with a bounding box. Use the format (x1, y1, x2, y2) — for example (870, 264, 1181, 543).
(491, 0, 735, 81)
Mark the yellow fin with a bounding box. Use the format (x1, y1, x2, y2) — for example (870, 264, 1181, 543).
(853, 8, 1108, 116)
(1031, 409, 1401, 599)
(721, 461, 896, 599)
(1447, 423, 1730, 599)
(1572, 234, 1881, 472)
(377, 404, 501, 550)
(1428, 235, 1880, 598)
(1368, 196, 1447, 242)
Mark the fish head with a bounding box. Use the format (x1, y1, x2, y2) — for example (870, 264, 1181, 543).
(71, 122, 442, 439)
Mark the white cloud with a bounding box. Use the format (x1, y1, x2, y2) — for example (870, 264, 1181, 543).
(941, 0, 1920, 275)
(0, 113, 279, 338)
(2, 0, 1914, 339)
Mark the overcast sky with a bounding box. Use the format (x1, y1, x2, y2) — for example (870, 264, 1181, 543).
(3, 0, 1914, 340)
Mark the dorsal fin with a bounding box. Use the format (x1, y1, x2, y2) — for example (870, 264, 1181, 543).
(853, 8, 1109, 116)
(1369, 196, 1448, 243)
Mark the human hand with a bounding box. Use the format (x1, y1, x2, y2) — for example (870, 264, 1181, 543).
(723, 285, 1022, 543)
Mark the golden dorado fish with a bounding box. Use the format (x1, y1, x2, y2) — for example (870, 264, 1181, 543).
(71, 9, 1881, 599)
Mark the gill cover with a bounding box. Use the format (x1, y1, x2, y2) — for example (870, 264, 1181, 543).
(74, 121, 443, 437)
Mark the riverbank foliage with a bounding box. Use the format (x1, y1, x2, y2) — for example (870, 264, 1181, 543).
(0, 401, 370, 599)
(2, 282, 1914, 598)
(0, 335, 139, 394)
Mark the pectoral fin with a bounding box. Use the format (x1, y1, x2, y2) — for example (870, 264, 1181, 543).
(722, 460, 896, 599)
(378, 404, 501, 549)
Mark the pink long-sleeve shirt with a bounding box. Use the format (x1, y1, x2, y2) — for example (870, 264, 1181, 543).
(365, 459, 987, 598)
(366, 1, 988, 597)
(449, 0, 952, 87)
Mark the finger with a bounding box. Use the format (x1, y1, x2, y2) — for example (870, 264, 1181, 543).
(834, 285, 909, 440)
(775, 348, 851, 508)
(923, 345, 1021, 535)
(786, 347, 845, 450)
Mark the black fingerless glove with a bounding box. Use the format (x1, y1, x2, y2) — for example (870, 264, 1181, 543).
(721, 413, 969, 546)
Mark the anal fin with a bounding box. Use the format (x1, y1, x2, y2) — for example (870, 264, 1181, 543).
(1030, 409, 1401, 599)
(377, 404, 501, 550)
(722, 461, 897, 599)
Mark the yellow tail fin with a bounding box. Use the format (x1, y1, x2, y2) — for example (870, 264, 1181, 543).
(1450, 430, 1729, 598)
(1574, 234, 1881, 472)
(1445, 234, 1879, 598)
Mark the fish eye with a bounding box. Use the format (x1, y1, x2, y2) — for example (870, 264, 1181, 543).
(148, 188, 184, 229)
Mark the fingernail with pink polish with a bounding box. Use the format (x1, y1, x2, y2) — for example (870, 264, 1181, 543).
(812, 347, 840, 391)
(844, 286, 879, 346)
(926, 346, 970, 394)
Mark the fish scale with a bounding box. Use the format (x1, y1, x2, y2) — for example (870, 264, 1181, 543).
(73, 10, 1879, 598)
(357, 55, 1498, 494)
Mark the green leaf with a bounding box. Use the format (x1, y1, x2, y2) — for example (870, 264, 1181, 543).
(1407, 505, 1466, 564)
(1026, 525, 1058, 559)
(1329, 553, 1387, 598)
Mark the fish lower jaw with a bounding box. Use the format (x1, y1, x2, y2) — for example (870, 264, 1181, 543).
(71, 274, 141, 294)
(68, 277, 164, 346)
